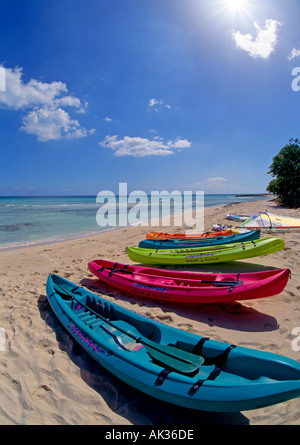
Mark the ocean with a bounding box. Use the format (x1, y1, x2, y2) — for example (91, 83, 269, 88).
(0, 194, 268, 250)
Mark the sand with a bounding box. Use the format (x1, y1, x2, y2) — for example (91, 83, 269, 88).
(1, 198, 300, 425)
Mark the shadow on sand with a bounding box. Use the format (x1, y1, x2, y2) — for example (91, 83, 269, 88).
(38, 293, 250, 425)
(80, 259, 281, 334)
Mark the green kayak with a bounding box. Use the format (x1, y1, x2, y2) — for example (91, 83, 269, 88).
(126, 237, 284, 266)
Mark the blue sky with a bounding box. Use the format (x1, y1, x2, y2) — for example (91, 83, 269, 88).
(1, 0, 300, 196)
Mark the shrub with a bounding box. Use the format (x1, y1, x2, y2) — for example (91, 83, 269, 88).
(267, 138, 300, 207)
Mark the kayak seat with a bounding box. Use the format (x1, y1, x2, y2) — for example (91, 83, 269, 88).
(134, 275, 176, 286)
(98, 320, 147, 352)
(215, 275, 236, 282)
(108, 320, 143, 338)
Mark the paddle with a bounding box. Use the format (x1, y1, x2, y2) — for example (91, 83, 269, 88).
(158, 242, 246, 253)
(52, 284, 204, 375)
(98, 265, 244, 288)
(155, 235, 233, 244)
(201, 280, 243, 287)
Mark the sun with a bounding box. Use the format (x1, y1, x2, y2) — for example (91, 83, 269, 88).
(217, 0, 252, 21)
(212, 0, 252, 24)
(224, 0, 248, 12)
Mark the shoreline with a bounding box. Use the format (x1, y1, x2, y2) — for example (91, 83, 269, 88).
(0, 226, 119, 253)
(0, 196, 267, 253)
(1, 198, 300, 425)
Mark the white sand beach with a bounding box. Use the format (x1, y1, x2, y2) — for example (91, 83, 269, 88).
(1, 198, 300, 425)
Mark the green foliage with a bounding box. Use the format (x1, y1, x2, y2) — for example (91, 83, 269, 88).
(266, 178, 278, 195)
(268, 138, 300, 207)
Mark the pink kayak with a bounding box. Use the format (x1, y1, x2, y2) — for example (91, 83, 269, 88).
(88, 259, 290, 304)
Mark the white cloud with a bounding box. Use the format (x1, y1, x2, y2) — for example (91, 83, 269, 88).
(194, 177, 241, 193)
(195, 177, 228, 187)
(287, 48, 300, 61)
(0, 66, 85, 111)
(21, 107, 94, 142)
(168, 138, 191, 150)
(148, 98, 160, 108)
(148, 98, 171, 111)
(194, 177, 230, 192)
(0, 65, 93, 141)
(232, 19, 281, 60)
(99, 135, 191, 157)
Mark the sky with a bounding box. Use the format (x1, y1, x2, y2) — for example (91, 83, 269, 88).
(1, 0, 300, 196)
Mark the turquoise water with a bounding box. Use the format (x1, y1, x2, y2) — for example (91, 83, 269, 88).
(0, 194, 267, 250)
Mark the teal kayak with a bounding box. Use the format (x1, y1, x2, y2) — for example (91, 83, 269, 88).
(46, 273, 300, 412)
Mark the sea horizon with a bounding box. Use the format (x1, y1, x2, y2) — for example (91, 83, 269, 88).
(0, 193, 271, 251)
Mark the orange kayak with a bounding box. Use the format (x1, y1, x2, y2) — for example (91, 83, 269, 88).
(146, 230, 234, 240)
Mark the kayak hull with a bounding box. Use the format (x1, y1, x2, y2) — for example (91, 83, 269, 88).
(88, 259, 290, 304)
(127, 237, 285, 266)
(139, 230, 261, 249)
(146, 230, 234, 239)
(226, 214, 254, 222)
(46, 274, 300, 412)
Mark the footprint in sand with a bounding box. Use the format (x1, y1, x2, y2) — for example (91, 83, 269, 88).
(178, 323, 193, 331)
(279, 326, 289, 335)
(154, 313, 174, 323)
